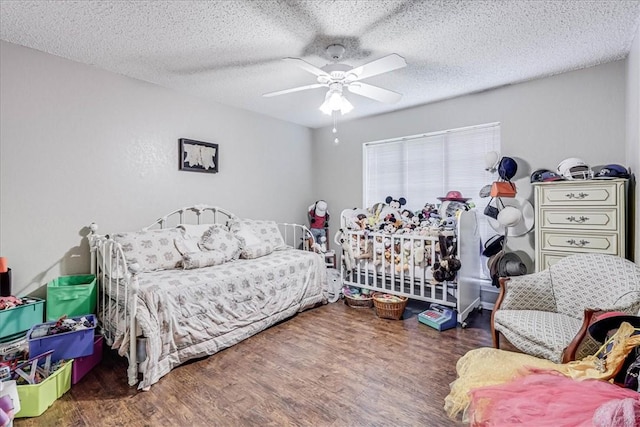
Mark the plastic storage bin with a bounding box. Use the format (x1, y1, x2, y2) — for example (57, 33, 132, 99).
(0, 297, 44, 341)
(0, 380, 20, 420)
(15, 360, 72, 418)
(28, 314, 97, 362)
(72, 334, 103, 385)
(46, 274, 96, 321)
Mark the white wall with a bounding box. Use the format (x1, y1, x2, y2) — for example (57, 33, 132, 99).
(627, 21, 640, 262)
(0, 41, 314, 296)
(312, 60, 628, 273)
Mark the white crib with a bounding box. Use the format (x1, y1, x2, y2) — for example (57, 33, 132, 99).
(339, 209, 482, 327)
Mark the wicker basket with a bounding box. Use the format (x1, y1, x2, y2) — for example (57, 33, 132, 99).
(372, 293, 408, 320)
(344, 294, 374, 309)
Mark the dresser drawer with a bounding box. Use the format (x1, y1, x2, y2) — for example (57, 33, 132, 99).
(538, 208, 618, 231)
(538, 251, 573, 270)
(539, 230, 618, 255)
(538, 183, 617, 206)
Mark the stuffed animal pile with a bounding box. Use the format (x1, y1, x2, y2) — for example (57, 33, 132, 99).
(343, 196, 470, 237)
(340, 196, 469, 281)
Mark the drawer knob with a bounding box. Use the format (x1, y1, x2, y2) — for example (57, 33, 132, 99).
(566, 215, 590, 223)
(565, 192, 589, 199)
(566, 238, 590, 247)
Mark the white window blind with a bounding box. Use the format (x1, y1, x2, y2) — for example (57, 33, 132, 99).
(363, 123, 500, 211)
(363, 123, 501, 277)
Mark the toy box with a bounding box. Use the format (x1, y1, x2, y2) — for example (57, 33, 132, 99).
(71, 334, 103, 385)
(28, 314, 97, 362)
(15, 360, 72, 418)
(0, 297, 44, 341)
(46, 274, 96, 321)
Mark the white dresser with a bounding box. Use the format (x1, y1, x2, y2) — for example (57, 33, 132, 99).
(533, 179, 628, 271)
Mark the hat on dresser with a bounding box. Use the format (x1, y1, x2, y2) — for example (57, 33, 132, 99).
(530, 169, 564, 183)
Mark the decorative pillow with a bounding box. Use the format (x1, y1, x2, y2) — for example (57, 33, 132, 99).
(177, 223, 216, 239)
(229, 221, 261, 246)
(228, 219, 286, 250)
(174, 237, 201, 256)
(182, 251, 226, 270)
(240, 241, 275, 259)
(113, 228, 183, 272)
(199, 224, 242, 261)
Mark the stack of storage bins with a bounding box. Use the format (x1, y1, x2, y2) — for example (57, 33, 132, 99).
(5, 274, 103, 418)
(45, 274, 103, 386)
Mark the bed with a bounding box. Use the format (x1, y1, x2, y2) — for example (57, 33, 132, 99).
(338, 206, 482, 326)
(88, 205, 328, 390)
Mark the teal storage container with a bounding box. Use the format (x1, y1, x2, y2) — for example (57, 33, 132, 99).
(46, 274, 97, 321)
(0, 297, 44, 340)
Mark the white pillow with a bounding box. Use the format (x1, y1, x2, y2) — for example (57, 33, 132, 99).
(228, 219, 286, 250)
(233, 224, 261, 247)
(113, 228, 183, 272)
(177, 223, 216, 239)
(240, 241, 275, 259)
(182, 251, 226, 269)
(174, 237, 201, 256)
(199, 224, 242, 261)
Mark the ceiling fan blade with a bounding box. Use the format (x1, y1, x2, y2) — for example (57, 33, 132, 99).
(262, 83, 326, 98)
(346, 82, 403, 103)
(283, 57, 330, 77)
(346, 53, 407, 81)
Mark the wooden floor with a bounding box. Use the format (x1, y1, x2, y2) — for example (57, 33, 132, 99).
(14, 300, 516, 427)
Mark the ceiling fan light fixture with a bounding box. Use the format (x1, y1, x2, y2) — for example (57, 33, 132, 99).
(319, 89, 353, 115)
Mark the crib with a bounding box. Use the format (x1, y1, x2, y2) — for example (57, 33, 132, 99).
(339, 209, 482, 327)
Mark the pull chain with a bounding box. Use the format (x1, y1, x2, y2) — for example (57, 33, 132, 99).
(332, 111, 339, 144)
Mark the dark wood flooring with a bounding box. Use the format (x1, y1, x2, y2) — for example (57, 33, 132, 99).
(14, 300, 517, 427)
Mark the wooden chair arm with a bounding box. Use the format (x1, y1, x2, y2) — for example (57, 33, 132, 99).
(491, 277, 511, 348)
(561, 308, 602, 363)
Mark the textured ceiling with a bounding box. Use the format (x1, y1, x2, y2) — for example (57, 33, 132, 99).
(1, 0, 639, 128)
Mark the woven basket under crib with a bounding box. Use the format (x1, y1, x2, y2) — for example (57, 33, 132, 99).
(344, 294, 374, 309)
(372, 293, 408, 320)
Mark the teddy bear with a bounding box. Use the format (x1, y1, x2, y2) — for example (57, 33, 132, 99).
(335, 228, 355, 272)
(413, 240, 425, 266)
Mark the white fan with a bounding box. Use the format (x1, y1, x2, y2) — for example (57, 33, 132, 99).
(263, 44, 406, 108)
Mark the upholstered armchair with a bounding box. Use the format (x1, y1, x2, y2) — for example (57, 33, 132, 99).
(491, 253, 640, 363)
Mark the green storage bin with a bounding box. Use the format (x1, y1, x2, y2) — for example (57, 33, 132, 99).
(15, 360, 72, 418)
(0, 297, 44, 340)
(46, 275, 96, 321)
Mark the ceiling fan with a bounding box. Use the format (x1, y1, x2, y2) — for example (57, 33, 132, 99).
(263, 44, 407, 115)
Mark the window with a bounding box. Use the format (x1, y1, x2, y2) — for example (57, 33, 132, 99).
(363, 122, 501, 275)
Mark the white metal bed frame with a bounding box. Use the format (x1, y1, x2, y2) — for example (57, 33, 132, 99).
(340, 209, 482, 326)
(88, 204, 315, 387)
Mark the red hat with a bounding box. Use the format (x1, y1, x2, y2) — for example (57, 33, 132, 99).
(437, 191, 470, 202)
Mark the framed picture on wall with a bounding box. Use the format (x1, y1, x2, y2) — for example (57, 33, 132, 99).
(179, 138, 219, 174)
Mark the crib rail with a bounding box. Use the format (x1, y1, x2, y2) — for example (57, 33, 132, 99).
(341, 229, 458, 308)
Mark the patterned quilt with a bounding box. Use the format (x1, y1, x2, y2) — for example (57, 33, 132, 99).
(106, 248, 327, 389)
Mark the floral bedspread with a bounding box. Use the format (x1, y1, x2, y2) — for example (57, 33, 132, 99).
(109, 248, 327, 389)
